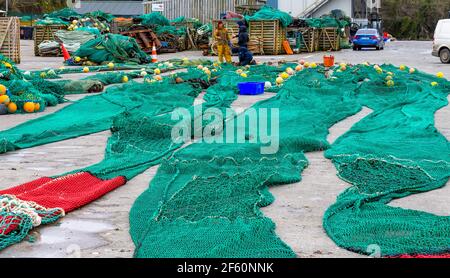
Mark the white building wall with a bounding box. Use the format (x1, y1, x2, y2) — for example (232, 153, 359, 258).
(277, 0, 352, 18)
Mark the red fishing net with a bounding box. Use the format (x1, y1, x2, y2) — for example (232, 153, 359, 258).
(0, 172, 126, 212)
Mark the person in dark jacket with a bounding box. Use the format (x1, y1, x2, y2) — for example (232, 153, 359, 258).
(237, 24, 249, 48)
(233, 22, 255, 66)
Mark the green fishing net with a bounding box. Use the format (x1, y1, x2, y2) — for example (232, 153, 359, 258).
(74, 34, 150, 65)
(305, 17, 350, 29)
(1, 60, 449, 258)
(323, 64, 450, 257)
(139, 12, 171, 27)
(245, 6, 293, 27)
(0, 54, 65, 113)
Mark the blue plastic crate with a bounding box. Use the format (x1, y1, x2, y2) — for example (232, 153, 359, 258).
(238, 82, 265, 95)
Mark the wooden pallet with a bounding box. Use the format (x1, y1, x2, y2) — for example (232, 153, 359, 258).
(0, 17, 21, 63)
(248, 20, 286, 55)
(318, 27, 340, 51)
(298, 27, 319, 53)
(121, 29, 161, 53)
(34, 24, 66, 56)
(110, 18, 134, 34)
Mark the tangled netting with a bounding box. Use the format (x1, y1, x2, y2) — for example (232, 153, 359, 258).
(74, 34, 150, 65)
(0, 61, 449, 258)
(0, 54, 65, 113)
(0, 63, 288, 251)
(1, 55, 193, 113)
(245, 6, 293, 27)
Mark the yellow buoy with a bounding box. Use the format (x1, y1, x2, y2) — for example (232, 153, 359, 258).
(399, 65, 406, 71)
(386, 80, 394, 87)
(310, 62, 317, 68)
(0, 95, 10, 105)
(431, 81, 438, 87)
(280, 72, 289, 79)
(0, 84, 7, 95)
(83, 67, 89, 73)
(23, 102, 35, 113)
(74, 56, 81, 63)
(240, 73, 247, 78)
(154, 68, 161, 75)
(436, 72, 444, 78)
(122, 76, 129, 83)
(108, 62, 114, 69)
(276, 77, 284, 85)
(7, 102, 17, 113)
(304, 62, 310, 68)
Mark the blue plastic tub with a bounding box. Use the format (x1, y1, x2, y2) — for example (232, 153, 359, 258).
(238, 82, 265, 95)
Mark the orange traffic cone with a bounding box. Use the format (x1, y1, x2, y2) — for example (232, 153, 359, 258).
(60, 43, 71, 61)
(151, 42, 158, 63)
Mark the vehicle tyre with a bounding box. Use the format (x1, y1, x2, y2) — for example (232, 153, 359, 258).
(439, 48, 450, 63)
(376, 46, 380, 50)
(353, 45, 358, 51)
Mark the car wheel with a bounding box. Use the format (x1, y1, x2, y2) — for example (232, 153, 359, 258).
(376, 46, 380, 50)
(439, 48, 450, 63)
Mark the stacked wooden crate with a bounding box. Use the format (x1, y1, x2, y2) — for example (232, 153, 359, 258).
(318, 27, 340, 51)
(298, 27, 319, 53)
(0, 17, 21, 63)
(248, 20, 286, 55)
(33, 24, 66, 56)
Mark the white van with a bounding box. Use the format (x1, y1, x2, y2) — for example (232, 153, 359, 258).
(432, 19, 450, 63)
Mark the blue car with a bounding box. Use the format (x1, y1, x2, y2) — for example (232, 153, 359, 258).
(353, 28, 385, 50)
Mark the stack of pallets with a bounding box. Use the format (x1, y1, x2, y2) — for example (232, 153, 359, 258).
(318, 27, 340, 51)
(111, 18, 134, 34)
(248, 20, 286, 55)
(298, 27, 319, 53)
(0, 17, 21, 63)
(121, 28, 161, 53)
(33, 24, 66, 56)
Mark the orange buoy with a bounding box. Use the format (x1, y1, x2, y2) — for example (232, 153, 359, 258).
(7, 102, 17, 113)
(23, 102, 35, 113)
(34, 102, 41, 112)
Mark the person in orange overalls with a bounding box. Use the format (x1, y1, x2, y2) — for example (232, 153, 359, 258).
(214, 21, 232, 63)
